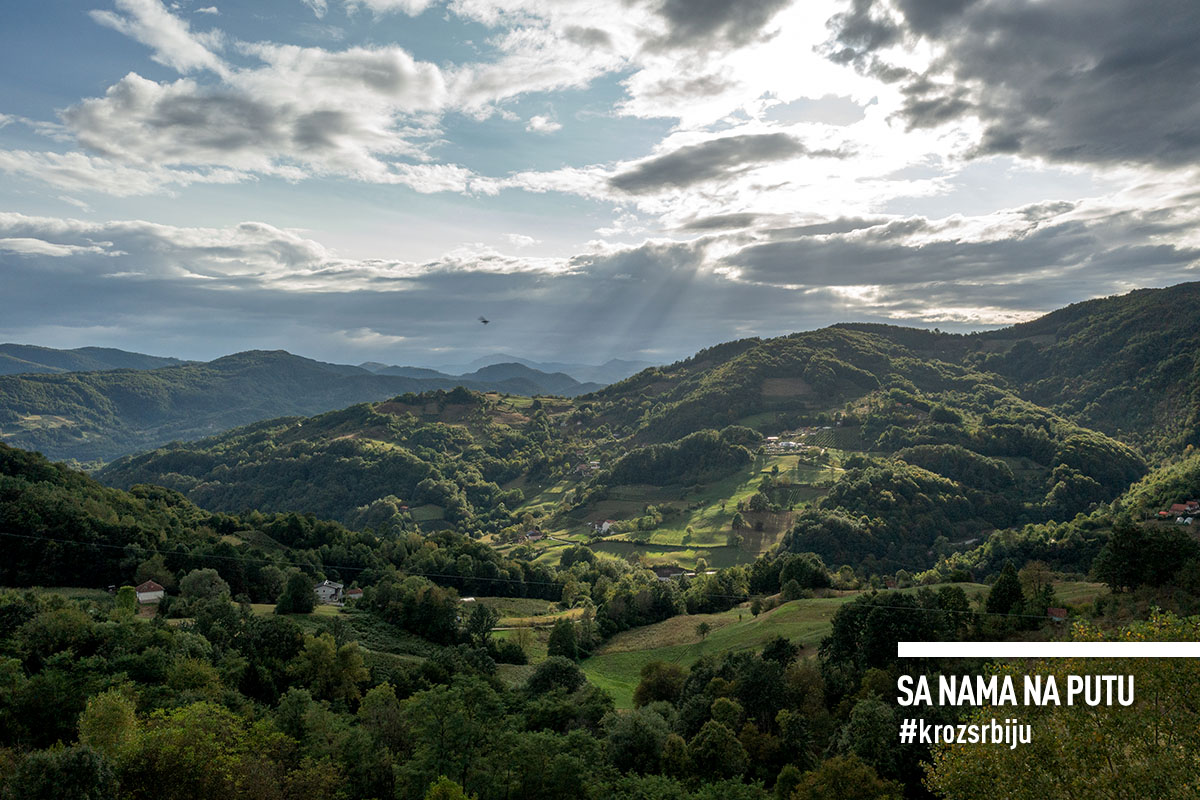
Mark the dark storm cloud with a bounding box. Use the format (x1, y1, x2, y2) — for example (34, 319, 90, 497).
(826, 0, 1200, 167)
(609, 133, 849, 195)
(729, 214, 1200, 288)
(678, 213, 763, 231)
(650, 0, 792, 50)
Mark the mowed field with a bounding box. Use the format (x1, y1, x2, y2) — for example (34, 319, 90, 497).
(578, 580, 1104, 708)
(581, 595, 854, 708)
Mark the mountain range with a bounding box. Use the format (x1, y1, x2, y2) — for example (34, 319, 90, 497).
(94, 282, 1200, 577)
(0, 350, 610, 463)
(0, 343, 187, 375)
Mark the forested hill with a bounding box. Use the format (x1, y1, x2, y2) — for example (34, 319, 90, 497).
(590, 282, 1200, 457)
(835, 282, 1200, 456)
(0, 343, 187, 375)
(0, 350, 602, 463)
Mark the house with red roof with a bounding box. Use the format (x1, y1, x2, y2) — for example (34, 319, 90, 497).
(135, 579, 165, 604)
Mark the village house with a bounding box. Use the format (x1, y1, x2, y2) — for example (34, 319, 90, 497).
(135, 579, 165, 604)
(525, 530, 546, 542)
(1047, 607, 1068, 623)
(591, 519, 617, 534)
(314, 579, 343, 604)
(345, 588, 363, 602)
(651, 565, 685, 582)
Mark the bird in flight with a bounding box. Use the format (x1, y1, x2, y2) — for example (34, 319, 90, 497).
(478, 316, 490, 325)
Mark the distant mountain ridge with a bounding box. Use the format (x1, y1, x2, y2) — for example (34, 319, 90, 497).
(407, 354, 654, 385)
(0, 349, 611, 463)
(0, 343, 187, 375)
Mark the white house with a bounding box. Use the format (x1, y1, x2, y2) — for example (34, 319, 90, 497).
(135, 579, 165, 604)
(314, 580, 344, 604)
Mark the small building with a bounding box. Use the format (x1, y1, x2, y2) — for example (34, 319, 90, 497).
(1047, 607, 1068, 623)
(526, 530, 546, 542)
(651, 565, 685, 582)
(883, 579, 898, 591)
(314, 580, 344, 605)
(1170, 503, 1189, 515)
(135, 579, 165, 604)
(345, 588, 363, 602)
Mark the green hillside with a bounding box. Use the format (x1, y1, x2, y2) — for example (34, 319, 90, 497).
(0, 343, 187, 375)
(0, 350, 600, 463)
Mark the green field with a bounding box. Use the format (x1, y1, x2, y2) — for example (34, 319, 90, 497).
(581, 595, 853, 708)
(579, 579, 1101, 707)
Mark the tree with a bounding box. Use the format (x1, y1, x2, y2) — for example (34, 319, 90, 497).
(464, 604, 500, 648)
(275, 572, 314, 615)
(289, 633, 369, 704)
(761, 635, 800, 666)
(78, 689, 137, 761)
(358, 682, 405, 751)
(696, 621, 712, 641)
(179, 569, 230, 602)
(425, 776, 476, 800)
(791, 754, 902, 800)
(604, 706, 672, 774)
(525, 656, 585, 695)
(985, 561, 1025, 617)
(688, 721, 748, 781)
(731, 512, 746, 530)
(927, 611, 1200, 800)
(114, 586, 137, 616)
(547, 618, 578, 660)
(5, 746, 116, 800)
(134, 554, 176, 591)
(1018, 560, 1053, 598)
(662, 733, 690, 779)
(838, 696, 898, 778)
(633, 661, 686, 707)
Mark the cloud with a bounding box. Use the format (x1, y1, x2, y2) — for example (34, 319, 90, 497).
(526, 114, 561, 133)
(4, 191, 1198, 364)
(608, 133, 845, 194)
(725, 201, 1200, 295)
(195, 6, 219, 14)
(503, 233, 539, 247)
(0, 237, 109, 257)
(0, 148, 245, 195)
(90, 0, 227, 76)
(825, 0, 1200, 168)
(55, 41, 452, 183)
(649, 0, 792, 50)
(344, 0, 437, 14)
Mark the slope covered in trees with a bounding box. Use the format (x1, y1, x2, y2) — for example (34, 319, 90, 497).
(0, 351, 602, 463)
(0, 343, 187, 375)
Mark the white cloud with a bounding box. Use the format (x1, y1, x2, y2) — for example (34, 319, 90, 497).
(0, 237, 109, 257)
(344, 0, 437, 14)
(195, 6, 219, 14)
(503, 233, 539, 247)
(525, 114, 560, 134)
(90, 0, 228, 76)
(0, 148, 246, 196)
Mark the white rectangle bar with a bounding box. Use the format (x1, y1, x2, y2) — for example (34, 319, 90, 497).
(898, 641, 1200, 658)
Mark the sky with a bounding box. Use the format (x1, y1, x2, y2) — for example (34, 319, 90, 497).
(1, 0, 1198, 367)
